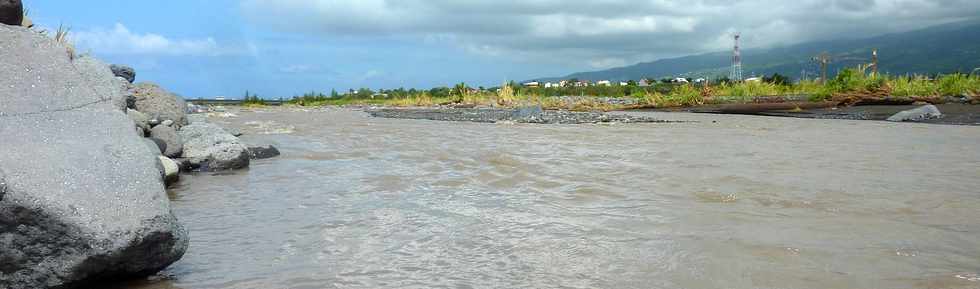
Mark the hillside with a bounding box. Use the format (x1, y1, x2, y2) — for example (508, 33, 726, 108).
(538, 20, 980, 82)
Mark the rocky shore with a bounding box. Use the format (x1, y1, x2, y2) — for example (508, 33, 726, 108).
(0, 5, 275, 288)
(366, 106, 671, 124)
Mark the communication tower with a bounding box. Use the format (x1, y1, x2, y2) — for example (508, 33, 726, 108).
(730, 33, 743, 81)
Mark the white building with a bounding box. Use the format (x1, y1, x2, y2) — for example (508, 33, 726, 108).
(673, 78, 689, 83)
(522, 81, 540, 87)
(596, 80, 612, 86)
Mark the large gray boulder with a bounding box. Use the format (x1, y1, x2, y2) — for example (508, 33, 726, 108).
(0, 0, 22, 26)
(886, 105, 943, 122)
(109, 64, 136, 83)
(0, 25, 187, 289)
(144, 138, 165, 156)
(73, 56, 132, 112)
(179, 123, 250, 171)
(127, 108, 151, 134)
(150, 125, 183, 158)
(132, 82, 188, 128)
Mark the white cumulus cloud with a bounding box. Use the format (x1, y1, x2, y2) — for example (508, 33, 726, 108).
(71, 23, 221, 56)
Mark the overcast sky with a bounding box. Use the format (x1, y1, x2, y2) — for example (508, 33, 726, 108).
(27, 0, 980, 98)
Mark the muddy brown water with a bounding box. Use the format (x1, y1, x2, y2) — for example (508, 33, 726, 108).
(117, 108, 980, 289)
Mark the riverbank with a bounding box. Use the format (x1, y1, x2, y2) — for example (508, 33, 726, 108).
(653, 103, 980, 126)
(268, 69, 979, 114)
(1, 15, 279, 288)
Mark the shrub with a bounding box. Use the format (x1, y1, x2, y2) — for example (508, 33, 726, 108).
(890, 76, 939, 97)
(937, 74, 980, 97)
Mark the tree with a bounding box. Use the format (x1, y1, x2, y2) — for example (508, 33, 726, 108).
(627, 80, 638, 86)
(452, 82, 469, 103)
(330, 89, 339, 98)
(764, 73, 789, 85)
(242, 90, 265, 105)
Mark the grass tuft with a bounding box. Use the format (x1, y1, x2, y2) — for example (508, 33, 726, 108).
(54, 24, 75, 61)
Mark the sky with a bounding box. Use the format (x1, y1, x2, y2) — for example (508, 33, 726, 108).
(26, 0, 980, 98)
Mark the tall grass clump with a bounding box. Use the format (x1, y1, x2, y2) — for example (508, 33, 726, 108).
(242, 90, 266, 107)
(54, 24, 75, 61)
(389, 92, 435, 107)
(496, 82, 517, 106)
(712, 81, 788, 103)
(890, 75, 939, 97)
(937, 74, 980, 97)
(640, 84, 704, 107)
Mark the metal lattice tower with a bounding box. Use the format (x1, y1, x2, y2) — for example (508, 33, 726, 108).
(730, 33, 743, 81)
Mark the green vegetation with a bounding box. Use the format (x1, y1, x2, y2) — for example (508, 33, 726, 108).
(53, 24, 75, 61)
(242, 90, 266, 107)
(280, 69, 979, 111)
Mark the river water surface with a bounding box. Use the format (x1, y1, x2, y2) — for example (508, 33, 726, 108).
(121, 108, 980, 289)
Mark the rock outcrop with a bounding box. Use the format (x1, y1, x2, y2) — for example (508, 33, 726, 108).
(150, 125, 183, 158)
(0, 24, 187, 289)
(128, 108, 151, 134)
(0, 0, 22, 26)
(145, 138, 166, 156)
(179, 122, 250, 171)
(110, 64, 136, 83)
(132, 83, 188, 128)
(886, 105, 943, 122)
(72, 56, 132, 112)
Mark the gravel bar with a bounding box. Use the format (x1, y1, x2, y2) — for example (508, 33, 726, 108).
(366, 107, 673, 124)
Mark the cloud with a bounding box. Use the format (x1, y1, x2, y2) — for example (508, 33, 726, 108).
(240, 0, 980, 68)
(279, 64, 320, 74)
(71, 23, 221, 56)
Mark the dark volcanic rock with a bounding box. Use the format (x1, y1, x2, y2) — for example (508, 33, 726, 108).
(132, 83, 188, 128)
(150, 125, 183, 158)
(179, 122, 250, 171)
(0, 25, 187, 289)
(0, 0, 22, 26)
(249, 145, 281, 160)
(109, 64, 136, 83)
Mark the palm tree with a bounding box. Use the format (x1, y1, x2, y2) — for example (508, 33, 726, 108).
(452, 82, 468, 103)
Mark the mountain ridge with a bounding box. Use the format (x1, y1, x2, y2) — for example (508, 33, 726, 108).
(535, 20, 980, 83)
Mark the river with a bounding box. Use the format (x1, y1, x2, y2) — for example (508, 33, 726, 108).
(117, 108, 980, 289)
